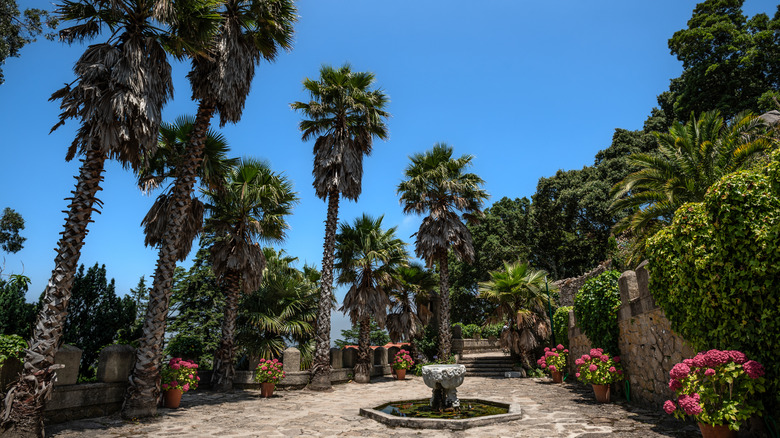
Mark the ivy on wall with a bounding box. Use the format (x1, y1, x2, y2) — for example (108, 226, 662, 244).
(573, 271, 622, 355)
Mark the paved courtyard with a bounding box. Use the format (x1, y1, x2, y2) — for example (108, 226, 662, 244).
(47, 376, 701, 438)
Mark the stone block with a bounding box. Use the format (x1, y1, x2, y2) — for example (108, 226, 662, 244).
(97, 344, 135, 383)
(504, 371, 525, 378)
(330, 347, 343, 369)
(54, 344, 82, 386)
(342, 348, 357, 368)
(373, 347, 387, 366)
(282, 347, 301, 373)
(635, 260, 650, 298)
(618, 270, 639, 305)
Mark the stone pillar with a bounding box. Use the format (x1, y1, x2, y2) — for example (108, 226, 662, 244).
(330, 347, 343, 369)
(342, 348, 356, 368)
(373, 347, 388, 366)
(618, 270, 639, 321)
(635, 260, 650, 298)
(282, 347, 301, 373)
(452, 324, 462, 339)
(97, 344, 135, 383)
(54, 344, 82, 386)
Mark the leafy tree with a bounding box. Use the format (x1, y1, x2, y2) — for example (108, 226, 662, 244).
(478, 261, 552, 368)
(128, 276, 150, 324)
(667, 0, 780, 119)
(335, 214, 407, 383)
(204, 158, 297, 391)
(398, 143, 488, 360)
(334, 319, 390, 349)
(291, 64, 390, 390)
(0, 207, 25, 254)
(62, 263, 136, 379)
(0, 0, 56, 85)
(0, 275, 35, 337)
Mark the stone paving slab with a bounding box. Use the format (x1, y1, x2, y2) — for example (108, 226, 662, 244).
(47, 376, 701, 438)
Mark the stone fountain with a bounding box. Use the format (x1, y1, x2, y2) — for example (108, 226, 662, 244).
(421, 364, 466, 410)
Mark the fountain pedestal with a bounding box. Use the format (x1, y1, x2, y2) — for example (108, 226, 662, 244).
(421, 364, 466, 410)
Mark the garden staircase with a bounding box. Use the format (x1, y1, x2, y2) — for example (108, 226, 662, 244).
(458, 352, 517, 377)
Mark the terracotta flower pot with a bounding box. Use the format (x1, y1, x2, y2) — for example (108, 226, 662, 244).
(591, 384, 611, 402)
(260, 382, 275, 398)
(164, 388, 183, 408)
(396, 369, 406, 380)
(551, 370, 563, 383)
(698, 423, 736, 438)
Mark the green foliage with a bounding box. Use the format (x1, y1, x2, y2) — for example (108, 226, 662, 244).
(165, 334, 204, 362)
(647, 151, 780, 412)
(334, 318, 390, 348)
(63, 263, 136, 379)
(0, 207, 25, 253)
(553, 306, 572, 349)
(0, 275, 35, 336)
(413, 323, 439, 362)
(481, 323, 503, 339)
(0, 334, 26, 365)
(527, 367, 546, 378)
(573, 270, 621, 355)
(0, 0, 57, 85)
(453, 323, 482, 339)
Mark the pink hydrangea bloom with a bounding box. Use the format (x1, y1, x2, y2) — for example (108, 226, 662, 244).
(556, 344, 564, 350)
(182, 383, 190, 392)
(544, 347, 550, 352)
(682, 358, 693, 366)
(743, 360, 765, 379)
(196, 376, 200, 381)
(549, 365, 557, 372)
(589, 348, 603, 357)
(162, 384, 168, 390)
(575, 358, 584, 365)
(669, 363, 691, 380)
(613, 356, 620, 363)
(727, 350, 746, 365)
(600, 355, 609, 363)
(575, 372, 580, 378)
(617, 370, 623, 375)
(663, 400, 677, 414)
(691, 354, 707, 367)
(668, 379, 682, 390)
(704, 349, 730, 366)
(564, 349, 569, 353)
(704, 368, 715, 377)
(678, 394, 703, 416)
(608, 366, 616, 373)
(582, 355, 591, 361)
(588, 364, 598, 372)
(541, 363, 547, 369)
(171, 363, 181, 370)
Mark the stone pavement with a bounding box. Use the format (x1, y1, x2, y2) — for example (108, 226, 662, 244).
(47, 376, 701, 438)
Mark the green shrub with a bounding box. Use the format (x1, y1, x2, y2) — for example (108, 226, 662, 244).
(553, 306, 572, 348)
(573, 271, 621, 355)
(0, 334, 26, 365)
(165, 333, 205, 363)
(647, 153, 780, 413)
(453, 322, 481, 339)
(482, 323, 503, 339)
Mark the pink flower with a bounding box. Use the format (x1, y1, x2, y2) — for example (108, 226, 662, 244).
(704, 349, 729, 367)
(669, 363, 691, 380)
(743, 360, 765, 379)
(549, 365, 557, 372)
(196, 376, 200, 381)
(182, 383, 190, 392)
(678, 394, 703, 416)
(582, 355, 591, 361)
(617, 370, 623, 375)
(600, 355, 609, 363)
(663, 400, 677, 414)
(682, 358, 694, 366)
(563, 349, 569, 353)
(588, 364, 597, 372)
(541, 363, 547, 369)
(704, 368, 715, 377)
(612, 356, 620, 363)
(556, 344, 564, 350)
(608, 367, 616, 373)
(171, 380, 178, 387)
(162, 384, 168, 390)
(589, 348, 603, 357)
(544, 347, 550, 352)
(575, 372, 580, 378)
(727, 350, 746, 365)
(691, 354, 707, 368)
(668, 379, 682, 391)
(188, 374, 194, 379)
(575, 358, 584, 366)
(171, 363, 181, 370)
(267, 371, 272, 375)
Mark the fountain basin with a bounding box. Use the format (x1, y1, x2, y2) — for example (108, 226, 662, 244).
(359, 399, 523, 430)
(421, 364, 466, 409)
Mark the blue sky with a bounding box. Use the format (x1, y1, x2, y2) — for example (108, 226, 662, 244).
(1, 0, 777, 340)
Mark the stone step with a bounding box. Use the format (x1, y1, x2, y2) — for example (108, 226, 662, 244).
(465, 371, 511, 377)
(462, 367, 516, 373)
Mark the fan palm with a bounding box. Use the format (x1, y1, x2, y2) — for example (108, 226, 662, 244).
(387, 262, 436, 359)
(478, 262, 552, 368)
(291, 64, 390, 390)
(203, 158, 297, 391)
(336, 214, 407, 383)
(124, 0, 296, 417)
(397, 143, 488, 360)
(610, 110, 773, 263)
(0, 0, 208, 432)
(236, 248, 319, 369)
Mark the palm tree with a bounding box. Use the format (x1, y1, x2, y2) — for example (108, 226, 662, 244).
(335, 214, 407, 383)
(387, 262, 436, 359)
(0, 0, 197, 432)
(478, 261, 552, 368)
(291, 64, 390, 390)
(124, 0, 296, 417)
(236, 248, 319, 369)
(397, 143, 488, 360)
(610, 110, 772, 263)
(203, 158, 297, 391)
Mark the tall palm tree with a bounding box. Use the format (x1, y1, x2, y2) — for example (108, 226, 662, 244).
(237, 248, 319, 369)
(124, 0, 296, 417)
(478, 261, 552, 368)
(610, 110, 772, 263)
(291, 64, 390, 390)
(335, 214, 407, 383)
(397, 143, 488, 360)
(203, 158, 297, 391)
(0, 0, 200, 433)
(387, 262, 436, 359)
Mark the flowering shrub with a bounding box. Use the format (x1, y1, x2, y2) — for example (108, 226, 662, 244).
(392, 349, 414, 370)
(574, 348, 622, 385)
(536, 344, 568, 375)
(254, 358, 285, 384)
(161, 358, 200, 393)
(663, 349, 766, 430)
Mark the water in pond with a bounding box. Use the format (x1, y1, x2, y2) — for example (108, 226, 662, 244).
(377, 399, 508, 419)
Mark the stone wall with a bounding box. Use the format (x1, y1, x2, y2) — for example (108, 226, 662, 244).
(554, 260, 612, 307)
(567, 261, 694, 410)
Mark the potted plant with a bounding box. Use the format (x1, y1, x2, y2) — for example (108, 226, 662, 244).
(392, 349, 414, 380)
(161, 357, 200, 408)
(254, 358, 285, 397)
(574, 348, 622, 402)
(663, 349, 766, 438)
(537, 344, 568, 383)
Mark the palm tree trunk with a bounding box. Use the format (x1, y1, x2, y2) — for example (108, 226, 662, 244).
(310, 188, 340, 390)
(437, 254, 452, 360)
(212, 270, 241, 391)
(122, 101, 216, 419)
(1, 145, 106, 438)
(353, 318, 372, 383)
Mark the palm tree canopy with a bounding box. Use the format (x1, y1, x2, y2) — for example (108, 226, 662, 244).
(336, 214, 408, 327)
(397, 142, 489, 265)
(203, 157, 298, 293)
(610, 110, 774, 234)
(291, 64, 390, 200)
(188, 0, 297, 127)
(386, 262, 436, 343)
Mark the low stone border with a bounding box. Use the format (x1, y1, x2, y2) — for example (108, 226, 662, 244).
(359, 399, 523, 430)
